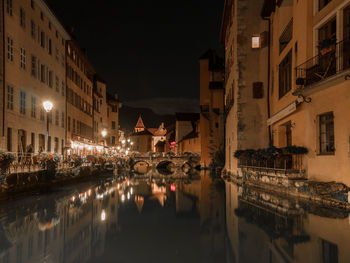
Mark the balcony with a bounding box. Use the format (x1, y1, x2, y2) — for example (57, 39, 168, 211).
(295, 39, 350, 92)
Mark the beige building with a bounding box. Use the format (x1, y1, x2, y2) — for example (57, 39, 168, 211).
(93, 75, 108, 145)
(175, 113, 200, 155)
(221, 0, 270, 173)
(1, 0, 70, 154)
(106, 93, 120, 146)
(66, 40, 94, 149)
(263, 0, 350, 185)
(199, 49, 225, 167)
(178, 119, 201, 155)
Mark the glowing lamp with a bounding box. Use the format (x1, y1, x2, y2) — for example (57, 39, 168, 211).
(101, 129, 107, 137)
(171, 184, 176, 192)
(43, 101, 53, 112)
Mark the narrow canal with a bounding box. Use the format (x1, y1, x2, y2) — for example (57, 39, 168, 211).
(0, 171, 348, 263)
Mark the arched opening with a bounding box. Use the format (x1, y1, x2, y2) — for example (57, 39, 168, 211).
(156, 161, 175, 175)
(133, 161, 150, 174)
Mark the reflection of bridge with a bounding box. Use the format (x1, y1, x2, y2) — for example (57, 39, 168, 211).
(132, 156, 200, 170)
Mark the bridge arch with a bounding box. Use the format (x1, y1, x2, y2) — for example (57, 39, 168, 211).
(132, 160, 151, 174)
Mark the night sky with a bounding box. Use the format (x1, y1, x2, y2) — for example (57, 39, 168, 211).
(51, 0, 224, 114)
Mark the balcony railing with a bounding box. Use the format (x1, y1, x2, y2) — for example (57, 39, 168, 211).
(295, 39, 350, 89)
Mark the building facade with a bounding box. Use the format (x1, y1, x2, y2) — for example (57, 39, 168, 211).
(1, 0, 70, 154)
(66, 40, 94, 149)
(175, 113, 200, 155)
(178, 119, 201, 155)
(263, 0, 350, 185)
(106, 93, 120, 147)
(221, 0, 271, 173)
(199, 49, 225, 167)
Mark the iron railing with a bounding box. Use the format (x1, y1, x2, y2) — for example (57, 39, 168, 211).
(238, 154, 304, 171)
(295, 39, 350, 88)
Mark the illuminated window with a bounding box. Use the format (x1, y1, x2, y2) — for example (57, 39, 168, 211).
(252, 36, 261, 48)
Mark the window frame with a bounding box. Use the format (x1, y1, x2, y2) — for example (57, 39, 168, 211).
(318, 112, 335, 155)
(278, 50, 292, 99)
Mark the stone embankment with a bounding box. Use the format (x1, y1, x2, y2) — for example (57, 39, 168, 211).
(222, 168, 350, 211)
(0, 165, 112, 200)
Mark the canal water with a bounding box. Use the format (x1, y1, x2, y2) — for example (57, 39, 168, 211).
(0, 171, 348, 263)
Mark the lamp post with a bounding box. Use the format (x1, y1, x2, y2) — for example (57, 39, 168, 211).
(101, 130, 107, 138)
(43, 101, 53, 152)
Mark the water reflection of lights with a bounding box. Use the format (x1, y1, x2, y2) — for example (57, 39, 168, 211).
(121, 194, 125, 202)
(101, 210, 106, 221)
(130, 187, 133, 194)
(127, 192, 130, 200)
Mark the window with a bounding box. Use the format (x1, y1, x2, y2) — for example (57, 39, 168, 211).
(252, 36, 261, 48)
(31, 133, 35, 150)
(20, 48, 26, 69)
(68, 116, 71, 132)
(61, 81, 65, 96)
(7, 128, 12, 152)
(279, 19, 293, 54)
(55, 110, 59, 126)
(7, 85, 14, 110)
(40, 31, 45, 48)
(20, 91, 26, 115)
(322, 239, 338, 263)
(48, 39, 52, 55)
(253, 82, 264, 99)
(54, 138, 59, 153)
(73, 119, 76, 133)
(61, 112, 65, 128)
(49, 71, 53, 88)
(55, 47, 59, 61)
(40, 12, 44, 20)
(31, 20, 36, 39)
(31, 96, 36, 118)
(40, 109, 44, 121)
(55, 76, 59, 92)
(112, 121, 116, 130)
(319, 0, 332, 11)
(112, 136, 116, 145)
(40, 64, 45, 82)
(20, 8, 26, 28)
(279, 50, 292, 98)
(6, 0, 13, 16)
(319, 112, 335, 154)
(7, 36, 13, 61)
(31, 56, 37, 77)
(31, 0, 34, 9)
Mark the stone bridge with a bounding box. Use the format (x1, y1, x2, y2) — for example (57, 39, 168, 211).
(131, 156, 200, 174)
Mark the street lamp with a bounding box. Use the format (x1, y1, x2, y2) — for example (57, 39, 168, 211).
(43, 101, 53, 152)
(101, 129, 107, 138)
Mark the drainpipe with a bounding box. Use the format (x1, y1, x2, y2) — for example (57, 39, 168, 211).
(2, 0, 5, 138)
(263, 16, 272, 146)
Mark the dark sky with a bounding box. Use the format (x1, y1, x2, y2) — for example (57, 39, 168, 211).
(51, 0, 224, 114)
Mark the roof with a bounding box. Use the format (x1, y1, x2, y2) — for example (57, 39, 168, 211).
(175, 113, 200, 122)
(135, 116, 145, 129)
(148, 128, 166, 136)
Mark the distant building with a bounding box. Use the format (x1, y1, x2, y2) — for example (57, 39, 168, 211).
(175, 113, 200, 155)
(130, 116, 167, 153)
(106, 93, 120, 147)
(178, 119, 200, 155)
(199, 49, 225, 167)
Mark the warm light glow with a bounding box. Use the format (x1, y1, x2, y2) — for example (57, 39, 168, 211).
(127, 139, 131, 143)
(121, 194, 125, 202)
(170, 184, 176, 192)
(43, 101, 53, 112)
(127, 192, 130, 200)
(122, 140, 126, 144)
(101, 130, 107, 137)
(130, 187, 133, 194)
(101, 210, 106, 221)
(117, 146, 121, 150)
(130, 142, 134, 145)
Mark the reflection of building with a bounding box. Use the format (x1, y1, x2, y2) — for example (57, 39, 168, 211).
(1, 0, 70, 154)
(225, 181, 350, 263)
(199, 50, 225, 167)
(130, 116, 167, 153)
(0, 182, 118, 263)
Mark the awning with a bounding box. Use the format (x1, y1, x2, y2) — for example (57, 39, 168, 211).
(267, 101, 297, 126)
